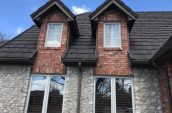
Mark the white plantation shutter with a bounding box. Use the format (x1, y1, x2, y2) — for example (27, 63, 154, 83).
(95, 77, 133, 113)
(104, 23, 121, 48)
(45, 23, 63, 47)
(27, 75, 65, 113)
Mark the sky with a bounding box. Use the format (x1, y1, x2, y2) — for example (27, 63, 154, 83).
(1, 0, 172, 39)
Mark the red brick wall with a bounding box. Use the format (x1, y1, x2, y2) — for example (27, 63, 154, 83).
(95, 8, 133, 75)
(167, 63, 172, 93)
(32, 9, 69, 74)
(159, 67, 171, 113)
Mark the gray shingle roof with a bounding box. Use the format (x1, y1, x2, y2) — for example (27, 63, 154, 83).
(0, 41, 8, 48)
(130, 12, 172, 63)
(151, 35, 172, 62)
(0, 25, 39, 64)
(62, 13, 97, 66)
(1, 11, 172, 65)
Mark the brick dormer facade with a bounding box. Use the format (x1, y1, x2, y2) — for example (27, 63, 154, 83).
(32, 9, 69, 74)
(31, 0, 77, 74)
(95, 7, 133, 75)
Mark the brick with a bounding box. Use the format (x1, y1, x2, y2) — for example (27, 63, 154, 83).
(95, 7, 133, 76)
(32, 9, 68, 74)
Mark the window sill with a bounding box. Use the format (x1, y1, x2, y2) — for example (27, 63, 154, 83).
(43, 47, 61, 50)
(104, 48, 122, 51)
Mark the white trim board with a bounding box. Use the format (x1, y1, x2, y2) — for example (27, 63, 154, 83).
(91, 0, 136, 20)
(33, 2, 74, 21)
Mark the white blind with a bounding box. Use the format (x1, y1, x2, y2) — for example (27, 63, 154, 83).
(45, 23, 63, 47)
(95, 77, 133, 113)
(104, 23, 121, 48)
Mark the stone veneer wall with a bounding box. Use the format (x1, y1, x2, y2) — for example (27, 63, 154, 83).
(0, 65, 31, 113)
(133, 67, 163, 113)
(63, 67, 163, 113)
(0, 65, 164, 113)
(63, 67, 94, 113)
(80, 67, 94, 113)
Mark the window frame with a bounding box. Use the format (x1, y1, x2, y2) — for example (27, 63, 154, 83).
(93, 76, 135, 113)
(24, 74, 66, 113)
(103, 22, 122, 48)
(44, 23, 63, 48)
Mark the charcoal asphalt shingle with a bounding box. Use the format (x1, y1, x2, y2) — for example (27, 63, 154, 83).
(1, 0, 172, 65)
(0, 25, 39, 64)
(130, 12, 172, 63)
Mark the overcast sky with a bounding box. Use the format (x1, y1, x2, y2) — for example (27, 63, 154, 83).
(0, 0, 172, 39)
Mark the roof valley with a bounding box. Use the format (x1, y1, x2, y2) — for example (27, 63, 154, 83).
(62, 13, 97, 64)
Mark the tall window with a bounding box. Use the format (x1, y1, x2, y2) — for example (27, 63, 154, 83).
(45, 23, 63, 47)
(26, 75, 65, 113)
(104, 23, 121, 48)
(95, 77, 133, 113)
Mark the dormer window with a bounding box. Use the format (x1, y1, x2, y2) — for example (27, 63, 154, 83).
(104, 23, 121, 48)
(45, 23, 63, 47)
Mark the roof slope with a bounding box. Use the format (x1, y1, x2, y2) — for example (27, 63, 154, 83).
(62, 13, 97, 66)
(130, 12, 172, 63)
(0, 41, 8, 48)
(151, 35, 172, 62)
(0, 26, 39, 64)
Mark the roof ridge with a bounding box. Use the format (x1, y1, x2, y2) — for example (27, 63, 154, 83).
(136, 11, 172, 13)
(76, 12, 92, 16)
(0, 25, 37, 49)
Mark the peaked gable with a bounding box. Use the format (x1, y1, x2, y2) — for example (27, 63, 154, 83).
(31, 0, 75, 26)
(90, 0, 137, 20)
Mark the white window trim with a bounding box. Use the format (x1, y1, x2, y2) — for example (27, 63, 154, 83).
(45, 23, 63, 48)
(93, 76, 135, 113)
(24, 74, 66, 113)
(103, 22, 122, 48)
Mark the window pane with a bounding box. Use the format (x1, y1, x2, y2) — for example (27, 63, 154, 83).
(45, 24, 62, 47)
(47, 76, 65, 113)
(104, 23, 121, 48)
(95, 78, 111, 113)
(27, 76, 47, 113)
(116, 78, 133, 113)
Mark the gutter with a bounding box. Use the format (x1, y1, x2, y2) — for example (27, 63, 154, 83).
(77, 62, 82, 113)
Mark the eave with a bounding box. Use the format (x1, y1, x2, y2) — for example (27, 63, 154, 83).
(62, 58, 98, 67)
(31, 0, 75, 21)
(90, 0, 137, 21)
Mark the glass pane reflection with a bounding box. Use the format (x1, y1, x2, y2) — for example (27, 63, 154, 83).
(116, 78, 133, 113)
(47, 77, 65, 113)
(95, 78, 111, 113)
(27, 76, 47, 113)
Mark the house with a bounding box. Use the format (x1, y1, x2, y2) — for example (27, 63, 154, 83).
(0, 0, 172, 113)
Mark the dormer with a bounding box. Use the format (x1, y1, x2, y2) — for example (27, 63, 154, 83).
(91, 0, 137, 75)
(90, 0, 137, 38)
(31, 0, 78, 74)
